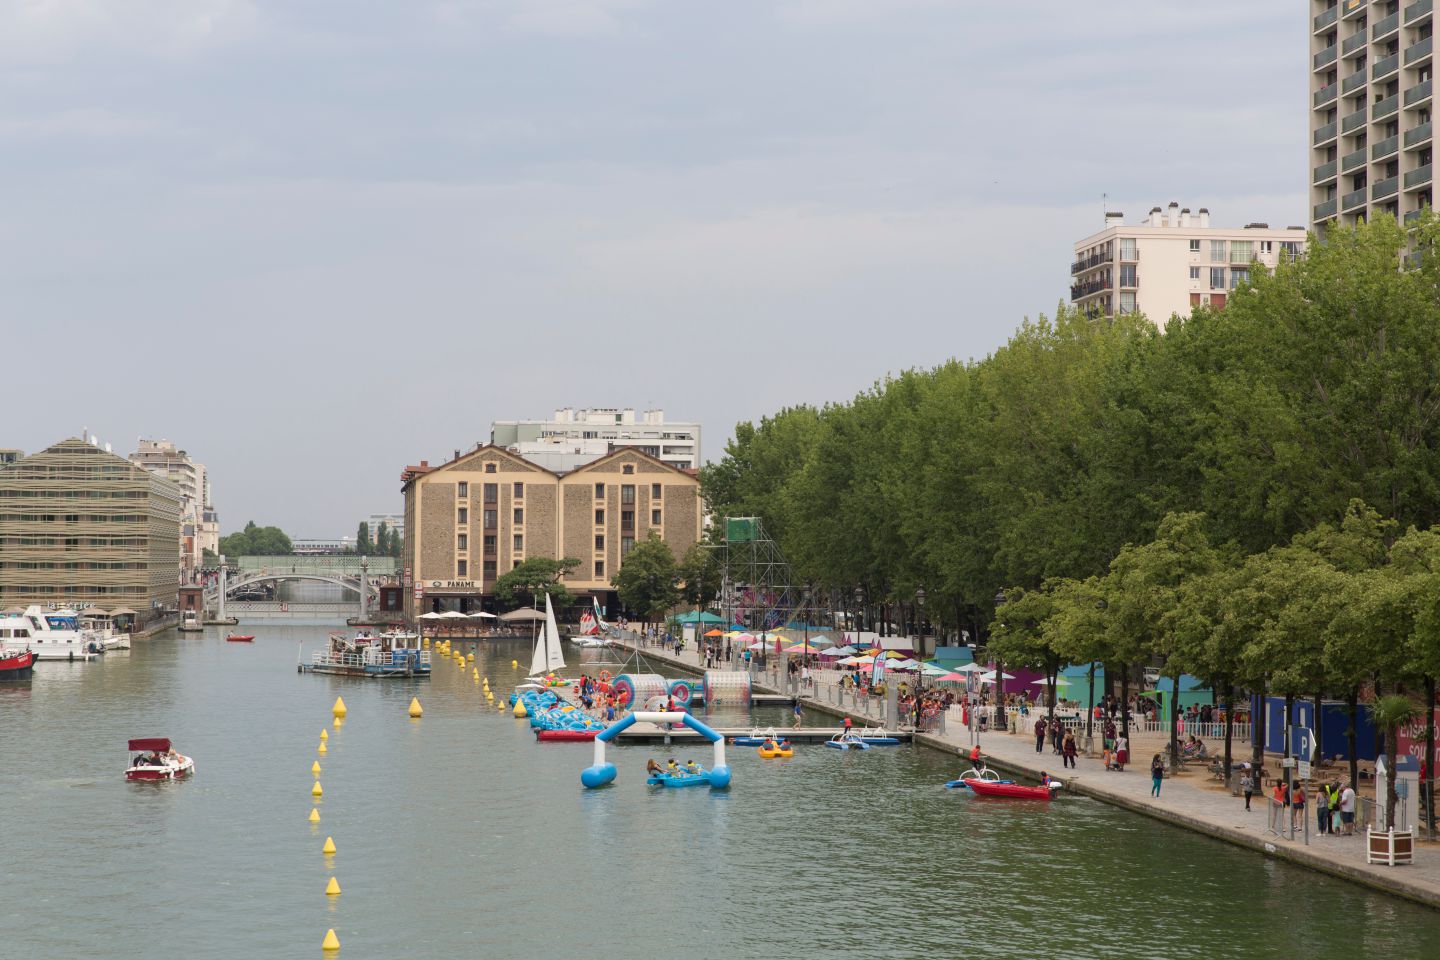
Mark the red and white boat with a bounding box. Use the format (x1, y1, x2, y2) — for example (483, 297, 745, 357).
(0, 649, 36, 681)
(965, 778, 1060, 800)
(226, 635, 255, 643)
(125, 738, 195, 781)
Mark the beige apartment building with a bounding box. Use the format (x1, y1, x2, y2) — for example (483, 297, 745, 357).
(1070, 205, 1307, 326)
(1310, 1, 1434, 233)
(129, 438, 217, 577)
(0, 438, 183, 619)
(400, 445, 702, 619)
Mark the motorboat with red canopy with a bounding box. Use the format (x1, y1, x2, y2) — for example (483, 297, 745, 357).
(125, 738, 194, 781)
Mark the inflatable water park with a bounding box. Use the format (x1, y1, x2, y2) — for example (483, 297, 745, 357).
(582, 710, 732, 790)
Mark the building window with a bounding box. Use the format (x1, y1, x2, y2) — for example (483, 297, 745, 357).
(457, 559, 467, 577)
(513, 482, 523, 499)
(651, 509, 662, 525)
(483, 560, 497, 576)
(483, 483, 497, 502)
(621, 510, 634, 528)
(594, 560, 604, 578)
(1210, 240, 1226, 262)
(513, 508, 523, 524)
(483, 535, 496, 551)
(485, 463, 496, 473)
(457, 534, 467, 551)
(1119, 264, 1137, 286)
(1189, 266, 1201, 280)
(483, 509, 497, 529)
(594, 483, 604, 498)
(513, 534, 523, 551)
(595, 509, 605, 524)
(621, 536, 634, 556)
(1229, 267, 1250, 289)
(621, 485, 635, 504)
(1189, 239, 1200, 252)
(622, 464, 634, 475)
(1280, 241, 1303, 262)
(651, 483, 662, 500)
(1209, 267, 1226, 289)
(1259, 240, 1272, 254)
(1229, 240, 1253, 264)
(458, 507, 468, 524)
(457, 482, 468, 498)
(1118, 238, 1137, 260)
(1118, 292, 1137, 314)
(595, 534, 605, 550)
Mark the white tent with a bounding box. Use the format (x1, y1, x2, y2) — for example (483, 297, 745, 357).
(418, 612, 445, 620)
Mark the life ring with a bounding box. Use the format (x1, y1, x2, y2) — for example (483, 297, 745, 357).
(598, 670, 612, 683)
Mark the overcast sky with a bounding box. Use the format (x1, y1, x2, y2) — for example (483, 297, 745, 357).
(1, 1, 1303, 536)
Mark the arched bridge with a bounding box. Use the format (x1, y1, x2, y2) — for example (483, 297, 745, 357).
(204, 572, 375, 604)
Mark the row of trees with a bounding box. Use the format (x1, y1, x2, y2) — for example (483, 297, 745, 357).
(701, 216, 1440, 819)
(355, 521, 403, 558)
(218, 520, 293, 556)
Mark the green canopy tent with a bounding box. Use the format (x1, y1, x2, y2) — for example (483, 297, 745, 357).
(672, 610, 725, 626)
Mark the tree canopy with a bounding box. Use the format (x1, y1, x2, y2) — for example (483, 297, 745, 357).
(219, 520, 293, 556)
(492, 556, 580, 609)
(611, 533, 681, 624)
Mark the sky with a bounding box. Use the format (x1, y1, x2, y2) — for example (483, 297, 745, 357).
(1, 1, 1304, 536)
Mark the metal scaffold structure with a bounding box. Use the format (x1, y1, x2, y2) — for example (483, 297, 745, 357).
(716, 517, 803, 632)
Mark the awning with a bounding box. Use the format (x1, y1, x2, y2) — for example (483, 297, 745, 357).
(500, 609, 546, 623)
(128, 738, 171, 752)
(418, 612, 445, 620)
(108, 608, 139, 616)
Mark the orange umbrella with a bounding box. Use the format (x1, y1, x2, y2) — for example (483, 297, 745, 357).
(704, 629, 724, 637)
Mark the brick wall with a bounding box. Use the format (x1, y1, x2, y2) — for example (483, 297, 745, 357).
(420, 482, 455, 580)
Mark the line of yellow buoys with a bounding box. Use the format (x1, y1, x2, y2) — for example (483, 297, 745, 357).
(317, 696, 347, 951)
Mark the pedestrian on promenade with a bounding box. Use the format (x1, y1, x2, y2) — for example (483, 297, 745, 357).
(1051, 720, 1064, 754)
(1114, 734, 1129, 771)
(1062, 731, 1077, 769)
(1318, 781, 1335, 835)
(1326, 780, 1342, 834)
(792, 698, 803, 730)
(1339, 781, 1356, 835)
(1271, 780, 1289, 833)
(1150, 754, 1165, 797)
(1103, 719, 1116, 751)
(1034, 717, 1047, 754)
(1241, 770, 1254, 811)
(1291, 783, 1306, 832)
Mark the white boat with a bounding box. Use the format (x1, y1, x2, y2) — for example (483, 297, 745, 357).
(526, 594, 568, 679)
(125, 737, 194, 781)
(79, 611, 130, 650)
(571, 598, 613, 647)
(0, 607, 102, 661)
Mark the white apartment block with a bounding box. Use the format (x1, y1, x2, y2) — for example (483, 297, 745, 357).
(1310, 1, 1434, 234)
(1070, 205, 1307, 327)
(130, 438, 216, 577)
(491, 408, 701, 471)
(367, 513, 404, 539)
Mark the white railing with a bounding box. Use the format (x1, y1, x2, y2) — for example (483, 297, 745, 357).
(1128, 719, 1253, 742)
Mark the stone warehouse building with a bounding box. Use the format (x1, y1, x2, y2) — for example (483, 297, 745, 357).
(0, 437, 183, 619)
(400, 445, 702, 619)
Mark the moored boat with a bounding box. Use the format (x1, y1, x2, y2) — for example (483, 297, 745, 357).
(0, 649, 36, 681)
(300, 630, 430, 678)
(0, 607, 102, 660)
(226, 635, 255, 642)
(965, 779, 1060, 800)
(178, 613, 204, 633)
(125, 738, 194, 781)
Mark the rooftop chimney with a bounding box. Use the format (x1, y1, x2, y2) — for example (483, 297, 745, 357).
(1198, 207, 1210, 228)
(1244, 222, 1270, 229)
(1149, 206, 1163, 227)
(1167, 201, 1180, 227)
(1104, 211, 1124, 227)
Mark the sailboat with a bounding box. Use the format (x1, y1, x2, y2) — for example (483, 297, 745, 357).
(527, 593, 568, 680)
(572, 597, 613, 648)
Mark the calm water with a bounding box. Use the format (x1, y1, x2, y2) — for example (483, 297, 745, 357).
(5, 625, 1440, 959)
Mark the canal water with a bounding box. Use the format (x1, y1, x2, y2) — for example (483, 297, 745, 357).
(6, 625, 1440, 959)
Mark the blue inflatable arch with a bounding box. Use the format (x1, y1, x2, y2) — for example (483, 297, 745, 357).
(581, 711, 731, 789)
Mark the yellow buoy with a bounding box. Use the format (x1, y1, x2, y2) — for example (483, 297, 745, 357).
(322, 836, 337, 855)
(320, 729, 329, 741)
(325, 876, 341, 896)
(333, 717, 344, 729)
(312, 761, 322, 775)
(312, 781, 324, 798)
(513, 699, 528, 717)
(408, 697, 423, 718)
(322, 928, 340, 951)
(486, 691, 494, 700)
(332, 696, 347, 719)
(308, 808, 321, 823)
(511, 660, 518, 668)
(318, 742, 328, 755)
(466, 652, 474, 661)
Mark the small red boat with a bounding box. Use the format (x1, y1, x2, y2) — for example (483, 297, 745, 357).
(226, 635, 255, 643)
(535, 729, 598, 742)
(966, 779, 1059, 800)
(0, 649, 36, 681)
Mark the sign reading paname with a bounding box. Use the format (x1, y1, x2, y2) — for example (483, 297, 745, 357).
(429, 580, 480, 591)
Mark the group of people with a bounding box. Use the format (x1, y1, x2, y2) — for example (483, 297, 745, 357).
(1032, 717, 1081, 769)
(1246, 777, 1358, 835)
(646, 757, 701, 777)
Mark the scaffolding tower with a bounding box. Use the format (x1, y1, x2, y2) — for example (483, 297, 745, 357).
(716, 517, 804, 632)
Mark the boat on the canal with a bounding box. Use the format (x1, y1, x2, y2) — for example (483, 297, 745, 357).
(0, 607, 102, 661)
(571, 602, 613, 647)
(125, 738, 194, 781)
(646, 766, 722, 788)
(526, 594, 568, 681)
(300, 630, 431, 678)
(965, 779, 1060, 800)
(824, 732, 871, 750)
(78, 608, 131, 650)
(0, 649, 36, 681)
(226, 634, 255, 642)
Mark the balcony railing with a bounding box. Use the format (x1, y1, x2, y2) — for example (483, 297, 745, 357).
(1405, 36, 1433, 65)
(1405, 120, 1433, 146)
(1342, 187, 1369, 210)
(1316, 5, 1339, 32)
(1342, 106, 1369, 132)
(1314, 197, 1340, 220)
(1342, 30, 1369, 57)
(1070, 278, 1113, 299)
(1373, 176, 1400, 200)
(1404, 78, 1433, 107)
(1316, 83, 1340, 107)
(1374, 93, 1400, 120)
(1342, 146, 1368, 172)
(1343, 70, 1369, 94)
(1372, 134, 1400, 160)
(1315, 120, 1340, 144)
(1341, 0, 1366, 19)
(1069, 251, 1113, 275)
(1374, 11, 1401, 39)
(1315, 159, 1339, 183)
(1406, 0, 1433, 22)
(1405, 163, 1433, 188)
(1374, 52, 1401, 80)
(1316, 45, 1340, 70)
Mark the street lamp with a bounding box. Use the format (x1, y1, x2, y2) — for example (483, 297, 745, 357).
(914, 587, 926, 690)
(853, 586, 864, 635)
(993, 589, 1008, 733)
(801, 585, 812, 695)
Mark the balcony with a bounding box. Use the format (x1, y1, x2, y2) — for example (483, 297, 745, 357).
(1405, 0, 1433, 24)
(1342, 30, 1369, 57)
(1069, 251, 1113, 275)
(1405, 163, 1433, 188)
(1316, 45, 1340, 70)
(1373, 134, 1400, 159)
(1342, 187, 1369, 210)
(1343, 106, 1370, 132)
(1374, 11, 1402, 39)
(1315, 197, 1340, 220)
(1315, 120, 1340, 144)
(1315, 159, 1340, 183)
(1374, 52, 1401, 80)
(1341, 0, 1366, 19)
(1404, 78, 1433, 107)
(1343, 69, 1369, 94)
(1342, 146, 1368, 172)
(1373, 176, 1400, 199)
(1316, 83, 1340, 108)
(1405, 36, 1433, 65)
(1405, 120, 1433, 146)
(1316, 5, 1339, 32)
(1070, 276, 1113, 299)
(1374, 93, 1400, 120)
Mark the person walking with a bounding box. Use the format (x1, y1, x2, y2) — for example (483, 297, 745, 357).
(1241, 769, 1254, 811)
(1339, 780, 1357, 835)
(1271, 780, 1289, 833)
(1034, 717, 1047, 754)
(1317, 781, 1334, 835)
(1062, 731, 1077, 769)
(1291, 782, 1306, 833)
(1326, 779, 1342, 835)
(1150, 754, 1165, 797)
(1114, 734, 1129, 772)
(791, 697, 803, 730)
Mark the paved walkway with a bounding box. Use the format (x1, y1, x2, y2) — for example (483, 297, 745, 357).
(609, 635, 1440, 909)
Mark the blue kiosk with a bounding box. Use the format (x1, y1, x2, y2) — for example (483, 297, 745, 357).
(582, 711, 732, 790)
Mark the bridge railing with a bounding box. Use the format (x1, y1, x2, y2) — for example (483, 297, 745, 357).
(234, 555, 398, 575)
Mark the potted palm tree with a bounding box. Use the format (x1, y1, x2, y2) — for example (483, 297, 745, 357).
(1367, 694, 1419, 866)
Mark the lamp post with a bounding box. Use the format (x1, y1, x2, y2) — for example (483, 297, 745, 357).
(1086, 597, 1107, 753)
(914, 586, 926, 689)
(993, 589, 1009, 734)
(802, 585, 812, 696)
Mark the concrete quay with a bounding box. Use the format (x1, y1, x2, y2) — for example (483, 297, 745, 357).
(608, 634, 1440, 910)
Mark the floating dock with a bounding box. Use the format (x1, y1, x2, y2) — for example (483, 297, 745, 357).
(613, 724, 912, 744)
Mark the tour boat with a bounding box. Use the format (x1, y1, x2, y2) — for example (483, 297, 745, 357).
(0, 650, 36, 681)
(965, 779, 1061, 800)
(0, 607, 101, 660)
(125, 738, 194, 781)
(300, 630, 431, 678)
(226, 634, 255, 643)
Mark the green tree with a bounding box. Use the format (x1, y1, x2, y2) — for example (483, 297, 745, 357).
(611, 533, 681, 627)
(219, 520, 293, 556)
(1373, 694, 1422, 830)
(492, 556, 580, 610)
(677, 542, 721, 617)
(356, 522, 373, 556)
(375, 522, 391, 556)
(989, 584, 1063, 728)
